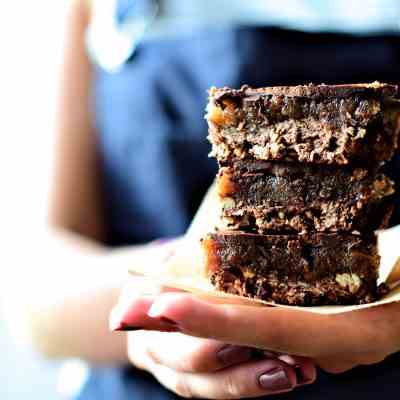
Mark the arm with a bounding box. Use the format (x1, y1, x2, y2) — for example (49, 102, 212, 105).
(3, 0, 144, 364)
(49, 0, 104, 241)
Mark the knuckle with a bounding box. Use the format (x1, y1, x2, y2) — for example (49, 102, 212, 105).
(147, 337, 211, 373)
(178, 343, 217, 373)
(173, 376, 194, 399)
(145, 346, 162, 365)
(178, 355, 204, 373)
(224, 373, 247, 398)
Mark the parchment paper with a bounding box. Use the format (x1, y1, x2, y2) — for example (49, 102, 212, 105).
(129, 183, 400, 315)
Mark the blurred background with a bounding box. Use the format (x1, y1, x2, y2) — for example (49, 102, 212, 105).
(0, 1, 69, 398)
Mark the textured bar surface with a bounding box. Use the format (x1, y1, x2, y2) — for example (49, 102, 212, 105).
(207, 83, 400, 165)
(218, 160, 394, 233)
(203, 231, 381, 306)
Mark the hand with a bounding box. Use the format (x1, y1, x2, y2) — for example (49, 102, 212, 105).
(111, 278, 316, 399)
(127, 292, 400, 374)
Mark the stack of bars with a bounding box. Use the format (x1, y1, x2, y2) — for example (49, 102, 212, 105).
(202, 83, 400, 306)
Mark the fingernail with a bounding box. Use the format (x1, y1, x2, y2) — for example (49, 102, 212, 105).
(112, 322, 143, 332)
(111, 319, 181, 333)
(259, 368, 293, 391)
(217, 346, 252, 367)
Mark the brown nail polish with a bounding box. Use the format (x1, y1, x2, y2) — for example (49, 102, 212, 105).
(112, 322, 144, 332)
(217, 346, 252, 366)
(259, 368, 293, 391)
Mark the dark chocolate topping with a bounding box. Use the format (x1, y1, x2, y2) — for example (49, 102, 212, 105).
(211, 82, 399, 103)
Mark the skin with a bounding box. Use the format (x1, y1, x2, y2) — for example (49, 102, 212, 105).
(111, 288, 400, 375)
(112, 277, 316, 398)
(3, 1, 315, 397)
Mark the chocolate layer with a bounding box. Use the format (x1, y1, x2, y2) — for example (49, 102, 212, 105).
(207, 83, 400, 165)
(203, 231, 380, 306)
(218, 160, 394, 234)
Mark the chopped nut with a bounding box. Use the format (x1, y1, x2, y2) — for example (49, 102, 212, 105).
(207, 104, 226, 126)
(335, 273, 362, 294)
(278, 211, 285, 220)
(206, 102, 237, 126)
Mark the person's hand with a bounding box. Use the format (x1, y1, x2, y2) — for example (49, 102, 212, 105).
(120, 291, 400, 374)
(111, 278, 316, 399)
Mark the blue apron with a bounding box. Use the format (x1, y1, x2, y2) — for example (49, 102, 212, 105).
(78, 3, 400, 398)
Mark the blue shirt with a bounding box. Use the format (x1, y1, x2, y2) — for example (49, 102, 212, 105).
(87, 0, 400, 71)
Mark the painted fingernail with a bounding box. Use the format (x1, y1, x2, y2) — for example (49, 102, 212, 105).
(112, 319, 181, 333)
(259, 368, 293, 391)
(217, 346, 252, 367)
(112, 322, 143, 332)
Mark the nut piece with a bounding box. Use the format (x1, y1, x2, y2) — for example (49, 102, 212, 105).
(207, 104, 226, 126)
(335, 273, 362, 294)
(206, 100, 237, 126)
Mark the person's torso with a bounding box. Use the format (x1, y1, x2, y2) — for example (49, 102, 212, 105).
(93, 24, 400, 245)
(80, 1, 400, 398)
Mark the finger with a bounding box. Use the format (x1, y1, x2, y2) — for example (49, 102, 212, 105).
(110, 296, 180, 332)
(276, 355, 317, 385)
(149, 358, 301, 399)
(109, 277, 183, 331)
(130, 331, 253, 373)
(146, 293, 356, 357)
